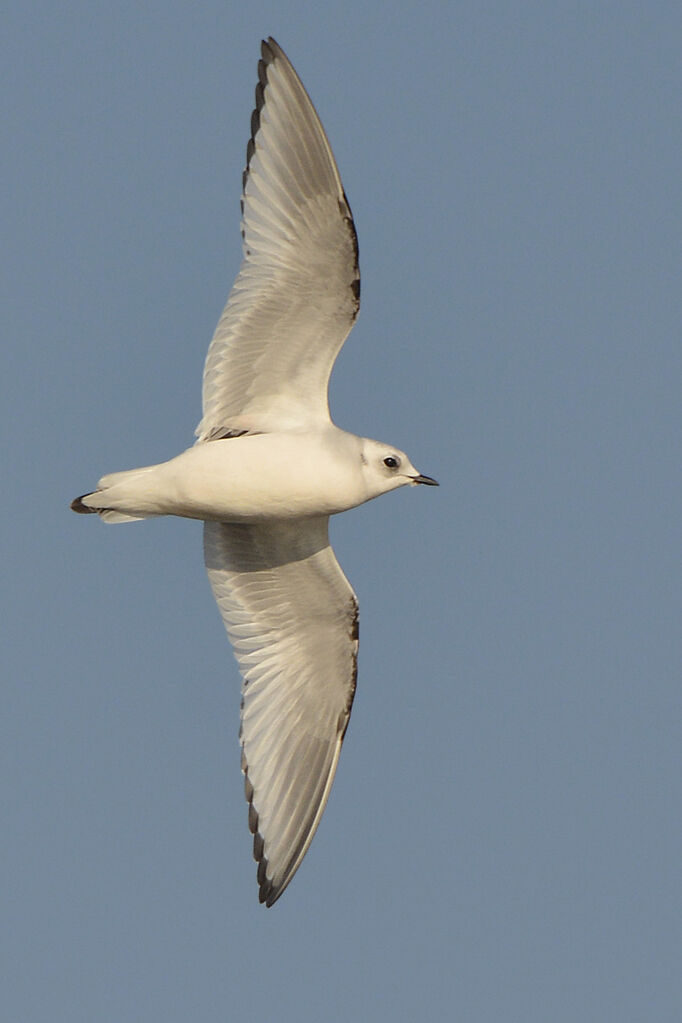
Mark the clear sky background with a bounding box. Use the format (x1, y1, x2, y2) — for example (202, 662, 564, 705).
(3, 2, 681, 1020)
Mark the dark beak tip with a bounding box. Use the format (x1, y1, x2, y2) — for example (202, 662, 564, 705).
(413, 474, 439, 487)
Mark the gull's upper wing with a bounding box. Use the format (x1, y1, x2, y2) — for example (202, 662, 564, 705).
(197, 38, 360, 440)
(204, 517, 358, 906)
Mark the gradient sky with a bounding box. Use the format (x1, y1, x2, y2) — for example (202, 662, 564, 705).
(3, 2, 681, 1020)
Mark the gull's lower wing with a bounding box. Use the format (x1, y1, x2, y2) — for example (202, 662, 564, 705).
(204, 517, 358, 906)
(197, 38, 360, 439)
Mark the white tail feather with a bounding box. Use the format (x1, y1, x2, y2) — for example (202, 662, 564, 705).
(72, 464, 162, 523)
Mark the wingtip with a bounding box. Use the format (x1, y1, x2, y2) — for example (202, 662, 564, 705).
(257, 857, 280, 908)
(244, 759, 282, 908)
(261, 37, 280, 60)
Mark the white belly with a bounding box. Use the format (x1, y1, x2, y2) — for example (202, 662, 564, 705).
(98, 432, 368, 523)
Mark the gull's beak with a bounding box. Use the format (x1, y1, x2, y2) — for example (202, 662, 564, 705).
(411, 473, 439, 486)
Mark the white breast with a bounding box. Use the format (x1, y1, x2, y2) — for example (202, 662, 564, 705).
(158, 432, 368, 522)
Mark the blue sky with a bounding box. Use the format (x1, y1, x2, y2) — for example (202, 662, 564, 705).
(3, 2, 681, 1020)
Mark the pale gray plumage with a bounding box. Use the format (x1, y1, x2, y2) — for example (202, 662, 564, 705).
(71, 36, 437, 908)
(197, 40, 364, 902)
(204, 518, 357, 905)
(197, 37, 360, 439)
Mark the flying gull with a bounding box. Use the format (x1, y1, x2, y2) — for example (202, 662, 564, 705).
(71, 37, 438, 906)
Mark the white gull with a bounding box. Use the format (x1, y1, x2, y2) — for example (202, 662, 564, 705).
(71, 37, 438, 906)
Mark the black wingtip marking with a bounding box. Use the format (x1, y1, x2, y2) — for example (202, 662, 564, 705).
(242, 746, 280, 908)
(242, 44, 278, 211)
(343, 595, 360, 735)
(336, 594, 360, 740)
(341, 192, 359, 263)
(257, 857, 278, 907)
(338, 195, 361, 316)
(350, 599, 359, 642)
(250, 106, 260, 142)
(261, 37, 278, 63)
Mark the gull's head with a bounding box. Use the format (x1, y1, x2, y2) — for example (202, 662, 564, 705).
(359, 439, 439, 499)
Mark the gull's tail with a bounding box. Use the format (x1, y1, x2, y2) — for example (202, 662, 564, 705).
(70, 494, 98, 515)
(70, 465, 161, 524)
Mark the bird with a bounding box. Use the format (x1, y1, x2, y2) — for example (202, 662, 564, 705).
(71, 37, 438, 906)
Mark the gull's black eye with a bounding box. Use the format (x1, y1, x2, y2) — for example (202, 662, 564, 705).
(383, 456, 400, 469)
